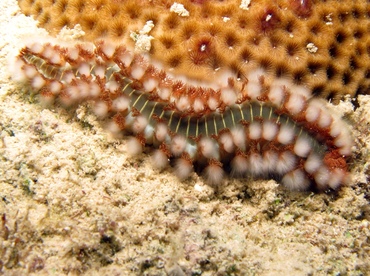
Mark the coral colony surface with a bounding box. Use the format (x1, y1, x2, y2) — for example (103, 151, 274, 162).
(11, 0, 369, 191)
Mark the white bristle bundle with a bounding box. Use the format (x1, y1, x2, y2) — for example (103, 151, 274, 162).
(292, 85, 310, 98)
(67, 47, 79, 60)
(107, 120, 122, 134)
(175, 158, 193, 180)
(170, 135, 187, 156)
(126, 137, 143, 156)
(249, 122, 261, 140)
(132, 115, 148, 134)
(231, 155, 248, 175)
(93, 101, 109, 117)
(329, 120, 342, 137)
(112, 97, 129, 112)
(314, 167, 330, 189)
(219, 132, 234, 153)
(221, 88, 237, 106)
(101, 43, 116, 58)
(143, 78, 158, 92)
(79, 43, 94, 53)
(63, 72, 74, 83)
(118, 51, 133, 67)
(281, 169, 310, 191)
(42, 46, 55, 59)
(29, 42, 43, 54)
(66, 86, 80, 100)
(176, 96, 190, 112)
(131, 65, 145, 80)
(245, 81, 261, 100)
(49, 81, 62, 94)
(339, 144, 352, 156)
(248, 68, 265, 82)
(276, 151, 296, 174)
(277, 124, 295, 145)
(305, 101, 321, 122)
(304, 153, 322, 174)
(77, 82, 90, 98)
(248, 152, 264, 175)
(318, 111, 332, 128)
(14, 70, 27, 83)
(31, 75, 46, 90)
(124, 113, 135, 128)
(216, 70, 233, 87)
(78, 63, 90, 77)
(334, 133, 349, 148)
(24, 65, 37, 78)
(207, 97, 218, 111)
(263, 150, 278, 172)
(155, 123, 168, 142)
(39, 93, 54, 105)
(144, 125, 154, 143)
(328, 169, 345, 189)
(106, 81, 119, 92)
(185, 143, 198, 159)
(151, 149, 169, 170)
(50, 54, 61, 65)
(262, 121, 278, 141)
(285, 94, 305, 115)
(268, 85, 285, 106)
(294, 136, 312, 158)
(193, 98, 204, 113)
(10, 58, 27, 82)
(94, 66, 106, 79)
(245, 69, 263, 99)
(204, 163, 224, 186)
(89, 82, 101, 97)
(200, 137, 219, 159)
(231, 127, 246, 151)
(158, 87, 170, 101)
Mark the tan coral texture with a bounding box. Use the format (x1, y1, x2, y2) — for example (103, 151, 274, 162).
(18, 0, 370, 101)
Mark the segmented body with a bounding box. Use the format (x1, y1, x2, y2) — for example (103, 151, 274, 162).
(12, 40, 352, 191)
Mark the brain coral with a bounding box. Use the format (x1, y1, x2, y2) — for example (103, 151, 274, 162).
(18, 0, 370, 102)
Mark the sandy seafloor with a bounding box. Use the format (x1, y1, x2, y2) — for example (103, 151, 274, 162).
(0, 0, 370, 275)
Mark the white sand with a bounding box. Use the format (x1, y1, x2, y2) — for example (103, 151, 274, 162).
(1, 0, 369, 275)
